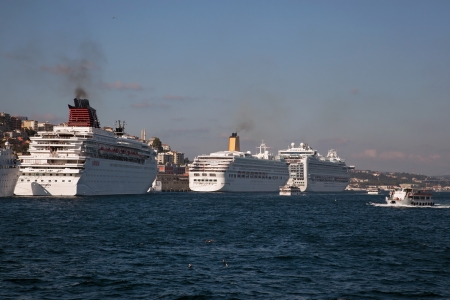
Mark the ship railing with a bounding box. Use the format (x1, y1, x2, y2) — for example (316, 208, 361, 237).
(39, 136, 79, 140)
(36, 141, 74, 145)
(47, 161, 67, 165)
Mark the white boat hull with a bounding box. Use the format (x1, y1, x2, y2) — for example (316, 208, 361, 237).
(302, 181, 348, 193)
(190, 174, 287, 192)
(0, 167, 20, 197)
(14, 158, 157, 196)
(385, 197, 434, 206)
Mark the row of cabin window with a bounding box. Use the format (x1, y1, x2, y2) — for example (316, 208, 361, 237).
(193, 179, 217, 182)
(22, 179, 72, 182)
(228, 174, 283, 180)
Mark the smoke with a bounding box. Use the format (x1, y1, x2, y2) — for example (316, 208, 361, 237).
(39, 40, 106, 99)
(67, 59, 94, 98)
(75, 87, 88, 98)
(236, 119, 254, 133)
(229, 89, 292, 151)
(233, 101, 256, 134)
(68, 41, 105, 99)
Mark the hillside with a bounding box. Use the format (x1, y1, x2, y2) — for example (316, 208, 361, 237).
(348, 170, 450, 190)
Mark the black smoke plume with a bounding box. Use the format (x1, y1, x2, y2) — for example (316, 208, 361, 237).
(236, 120, 254, 133)
(38, 40, 106, 99)
(75, 87, 88, 99)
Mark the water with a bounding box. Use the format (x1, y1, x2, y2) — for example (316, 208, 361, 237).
(1, 192, 450, 299)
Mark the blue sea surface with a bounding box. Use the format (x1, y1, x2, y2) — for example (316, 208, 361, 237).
(1, 192, 450, 299)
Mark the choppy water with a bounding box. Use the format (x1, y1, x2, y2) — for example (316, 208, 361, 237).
(1, 192, 450, 299)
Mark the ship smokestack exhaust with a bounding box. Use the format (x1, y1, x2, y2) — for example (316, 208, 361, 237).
(228, 132, 240, 152)
(67, 98, 100, 128)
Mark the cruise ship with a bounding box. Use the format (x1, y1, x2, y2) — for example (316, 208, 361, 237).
(14, 98, 157, 196)
(278, 142, 351, 192)
(0, 142, 20, 197)
(189, 133, 289, 192)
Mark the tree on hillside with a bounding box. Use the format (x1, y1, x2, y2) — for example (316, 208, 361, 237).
(24, 128, 36, 137)
(151, 137, 163, 152)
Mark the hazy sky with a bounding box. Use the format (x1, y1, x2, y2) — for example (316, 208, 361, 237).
(1, 0, 450, 175)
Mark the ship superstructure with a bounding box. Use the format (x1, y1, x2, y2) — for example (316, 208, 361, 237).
(278, 142, 350, 192)
(14, 98, 157, 196)
(0, 142, 19, 197)
(189, 134, 288, 192)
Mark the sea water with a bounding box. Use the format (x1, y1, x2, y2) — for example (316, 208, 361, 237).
(1, 192, 449, 299)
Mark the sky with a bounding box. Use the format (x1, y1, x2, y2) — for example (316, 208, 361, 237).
(1, 0, 450, 176)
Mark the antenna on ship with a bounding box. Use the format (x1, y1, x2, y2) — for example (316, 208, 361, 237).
(114, 120, 126, 136)
(256, 140, 270, 154)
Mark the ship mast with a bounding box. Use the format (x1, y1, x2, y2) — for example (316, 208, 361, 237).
(114, 120, 126, 136)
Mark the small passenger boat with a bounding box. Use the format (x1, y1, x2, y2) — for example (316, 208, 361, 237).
(279, 179, 302, 196)
(385, 188, 433, 206)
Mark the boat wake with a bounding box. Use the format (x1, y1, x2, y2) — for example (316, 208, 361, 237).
(368, 202, 450, 208)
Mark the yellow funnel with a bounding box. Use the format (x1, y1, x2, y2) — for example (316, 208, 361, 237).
(228, 133, 240, 151)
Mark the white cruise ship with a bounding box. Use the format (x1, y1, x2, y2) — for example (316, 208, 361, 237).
(189, 133, 288, 192)
(0, 142, 20, 197)
(278, 142, 351, 192)
(14, 98, 157, 196)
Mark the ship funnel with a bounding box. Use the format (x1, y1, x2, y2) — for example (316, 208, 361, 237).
(228, 132, 240, 151)
(67, 98, 100, 128)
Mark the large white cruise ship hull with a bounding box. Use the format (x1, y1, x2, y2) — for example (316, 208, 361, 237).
(190, 175, 287, 192)
(0, 168, 19, 197)
(189, 136, 289, 193)
(302, 181, 349, 193)
(14, 98, 158, 197)
(279, 143, 352, 193)
(14, 158, 157, 196)
(0, 146, 19, 197)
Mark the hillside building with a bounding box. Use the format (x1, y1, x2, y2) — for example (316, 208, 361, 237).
(22, 120, 38, 131)
(38, 122, 54, 131)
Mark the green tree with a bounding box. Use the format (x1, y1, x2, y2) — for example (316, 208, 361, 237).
(183, 157, 190, 165)
(151, 137, 163, 152)
(24, 128, 36, 137)
(13, 142, 29, 154)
